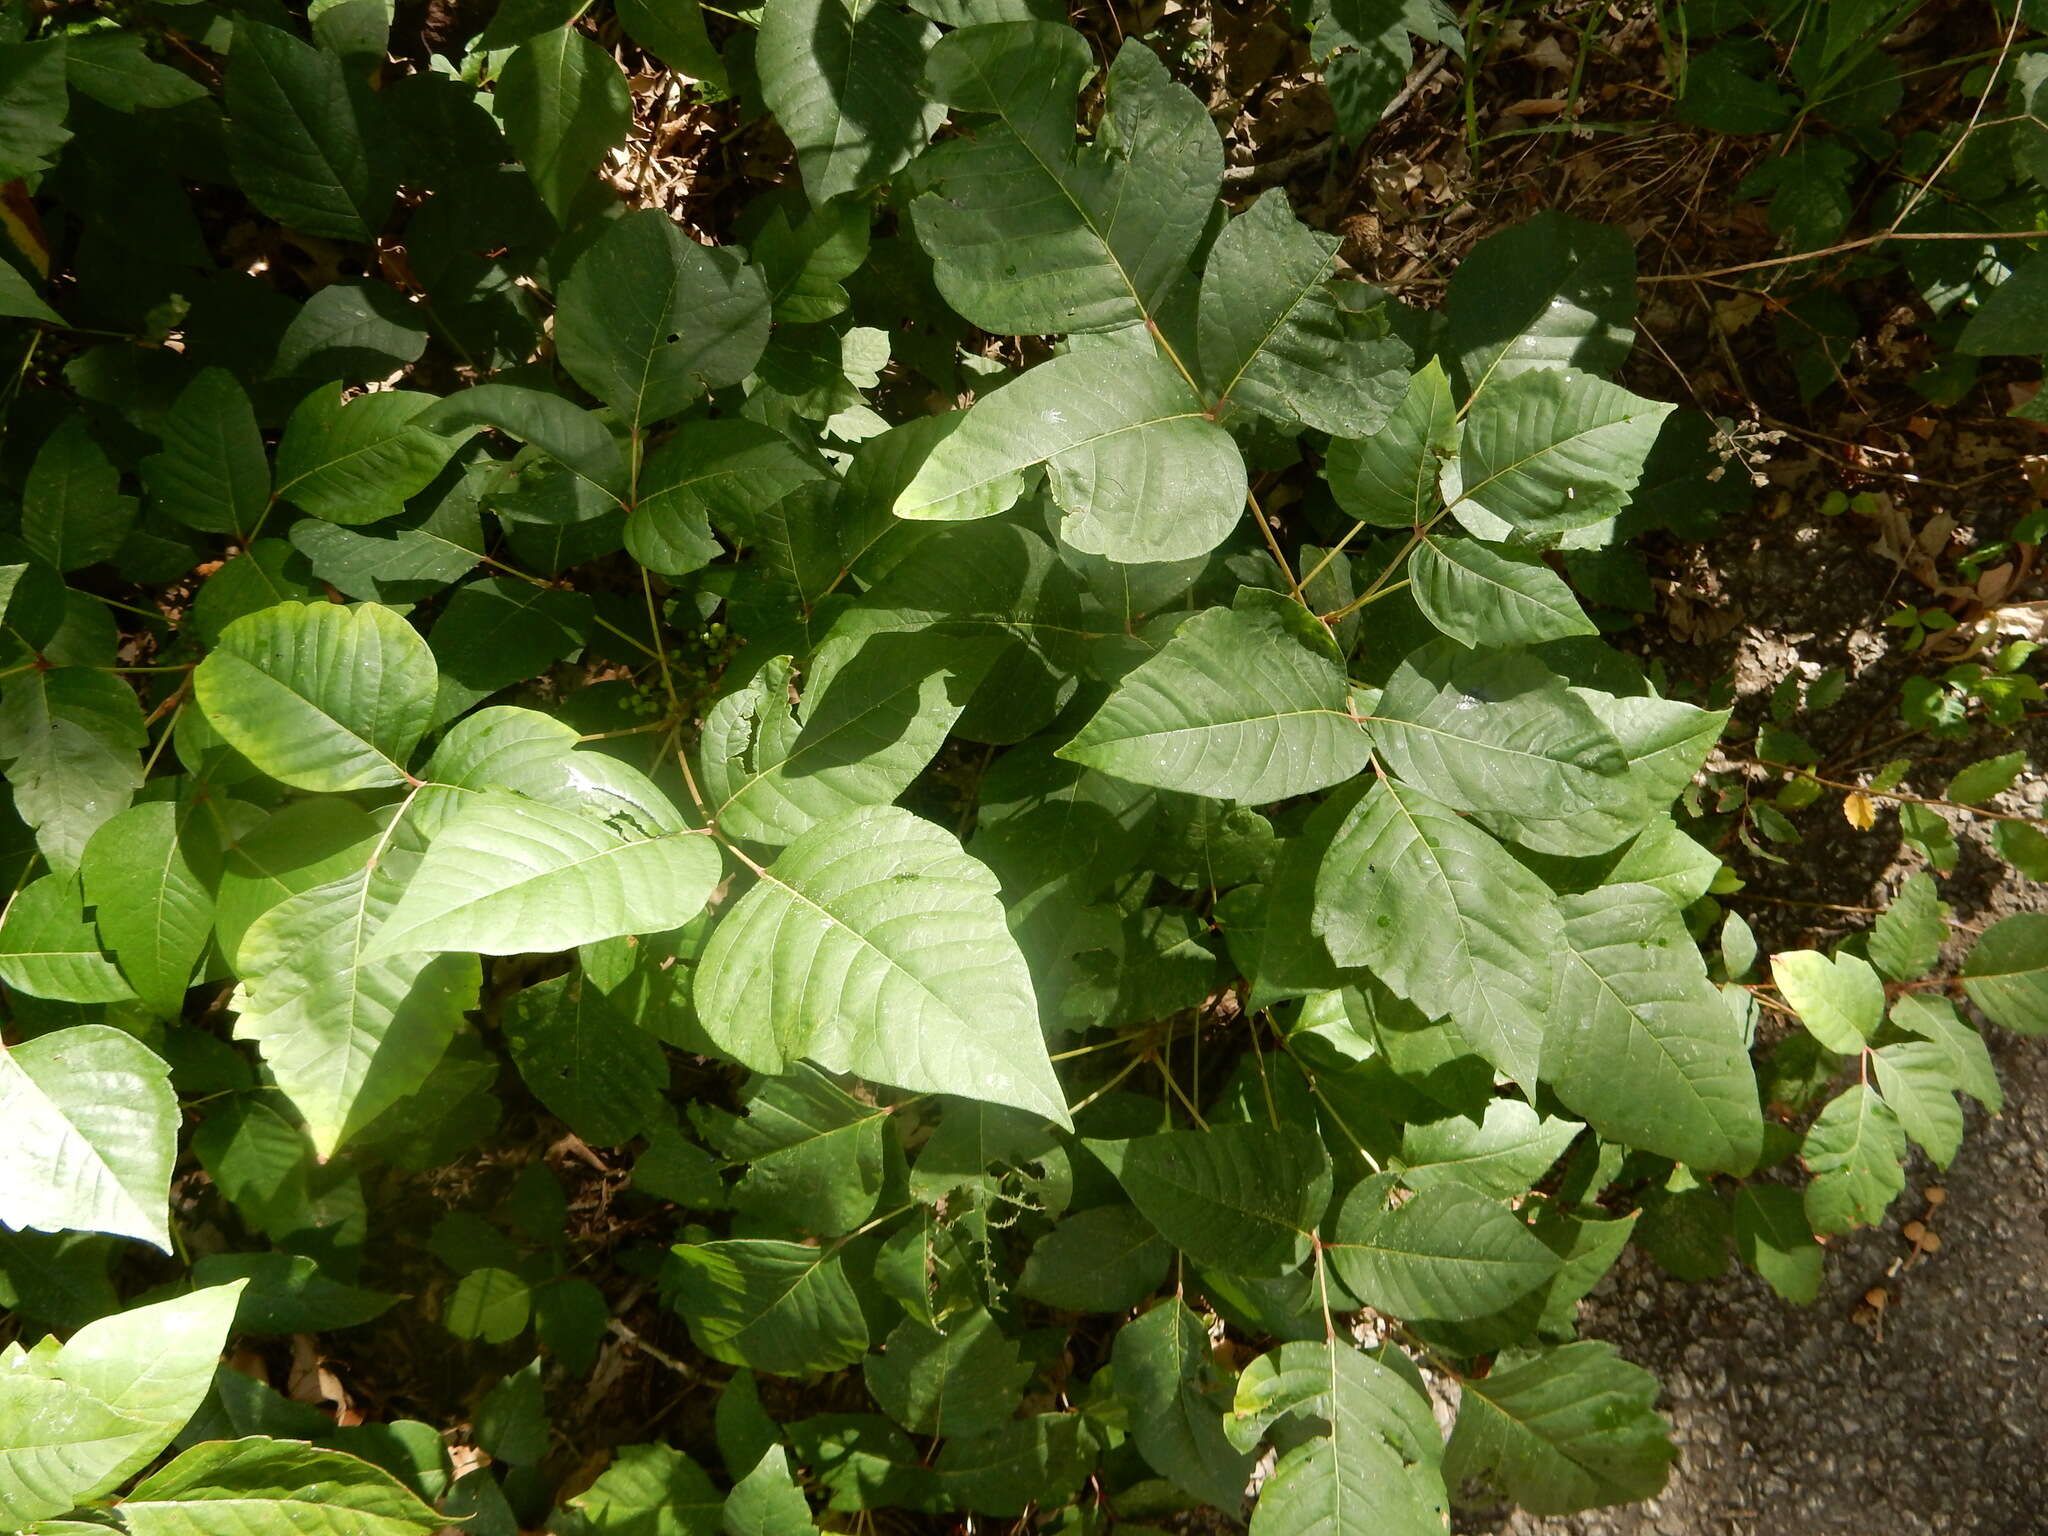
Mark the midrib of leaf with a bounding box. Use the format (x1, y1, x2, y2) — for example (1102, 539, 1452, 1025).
(215, 652, 405, 780)
(251, 46, 368, 230)
(274, 419, 432, 501)
(1452, 398, 1658, 510)
(1213, 241, 1337, 407)
(628, 248, 685, 439)
(1562, 939, 1727, 1115)
(1419, 534, 1571, 617)
(1362, 708, 1602, 773)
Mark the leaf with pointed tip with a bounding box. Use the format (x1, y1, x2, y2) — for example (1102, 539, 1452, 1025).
(1446, 211, 1638, 398)
(704, 1064, 891, 1236)
(1314, 778, 1561, 1090)
(758, 0, 943, 204)
(1801, 1084, 1906, 1235)
(80, 801, 216, 1018)
(555, 1442, 723, 1536)
(0, 668, 145, 869)
(895, 352, 1245, 563)
(1542, 883, 1763, 1174)
(232, 853, 480, 1159)
(496, 25, 631, 222)
(866, 1309, 1032, 1438)
(371, 791, 720, 958)
(1443, 1340, 1674, 1516)
(1368, 639, 1630, 823)
(23, 416, 135, 573)
(695, 805, 1066, 1125)
(1233, 1341, 1448, 1536)
(1198, 190, 1408, 435)
(724, 1447, 815, 1536)
(1409, 533, 1595, 647)
(0, 874, 137, 1003)
(423, 384, 628, 500)
(1327, 1177, 1561, 1322)
(912, 27, 1221, 335)
(1960, 913, 2048, 1034)
(224, 20, 388, 240)
(1890, 993, 2000, 1112)
(668, 1239, 869, 1376)
(1103, 1122, 1329, 1277)
(502, 971, 672, 1146)
(196, 601, 437, 793)
(555, 209, 771, 434)
(116, 1437, 442, 1536)
(1111, 1299, 1254, 1510)
(1061, 588, 1366, 800)
(1324, 358, 1458, 529)
(703, 636, 994, 846)
(142, 369, 271, 538)
(0, 1025, 176, 1252)
(0, 1282, 244, 1527)
(273, 386, 467, 526)
(1769, 949, 1884, 1054)
(1451, 368, 1673, 539)
(1732, 1184, 1821, 1305)
(1398, 1098, 1583, 1198)
(1870, 1041, 1965, 1169)
(1868, 871, 1944, 982)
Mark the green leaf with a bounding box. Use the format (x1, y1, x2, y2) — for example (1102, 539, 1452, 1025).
(1451, 368, 1674, 539)
(1103, 1121, 1329, 1276)
(1111, 1298, 1254, 1510)
(0, 261, 61, 325)
(424, 385, 627, 500)
(1315, 778, 1562, 1090)
(225, 21, 388, 240)
(1445, 210, 1638, 397)
(758, 0, 943, 204)
(1015, 1204, 1170, 1311)
(705, 1065, 891, 1236)
(1542, 883, 1763, 1174)
(1732, 1184, 1822, 1305)
(1443, 1340, 1674, 1516)
(1197, 189, 1407, 434)
(445, 1267, 531, 1343)
(371, 791, 720, 958)
(214, 797, 383, 968)
(0, 669, 146, 869)
(1801, 1084, 1906, 1235)
(0, 874, 137, 1004)
(79, 801, 215, 1018)
(619, 0, 726, 84)
(1890, 993, 2000, 1112)
(501, 971, 673, 1146)
(1769, 948, 1884, 1053)
(273, 386, 466, 526)
(702, 638, 991, 846)
(195, 601, 437, 793)
(913, 26, 1221, 335)
(555, 1442, 723, 1536)
(1409, 533, 1596, 647)
(668, 1240, 869, 1375)
(64, 32, 208, 110)
(1958, 248, 2048, 356)
(22, 417, 135, 573)
(496, 26, 632, 223)
(232, 852, 480, 1159)
(1324, 357, 1459, 528)
(189, 1252, 399, 1334)
(428, 575, 593, 721)
(894, 351, 1246, 563)
(1398, 1097, 1582, 1199)
(274, 280, 431, 383)
(1233, 1341, 1447, 1536)
(928, 1415, 1094, 1516)
(555, 209, 772, 433)
(1368, 639, 1629, 822)
(1328, 1176, 1561, 1322)
(1868, 870, 1944, 981)
(1960, 912, 2048, 1034)
(865, 1309, 1031, 1437)
(0, 1025, 176, 1252)
(142, 369, 272, 538)
(1870, 1042, 1965, 1169)
(724, 1447, 815, 1536)
(0, 1282, 244, 1527)
(694, 805, 1067, 1125)
(1945, 749, 2024, 805)
(1060, 587, 1368, 801)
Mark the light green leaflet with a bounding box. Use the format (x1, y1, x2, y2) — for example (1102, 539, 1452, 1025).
(694, 804, 1067, 1125)
(1060, 588, 1369, 802)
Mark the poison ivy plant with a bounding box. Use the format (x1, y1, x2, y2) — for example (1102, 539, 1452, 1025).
(0, 2, 2039, 1534)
